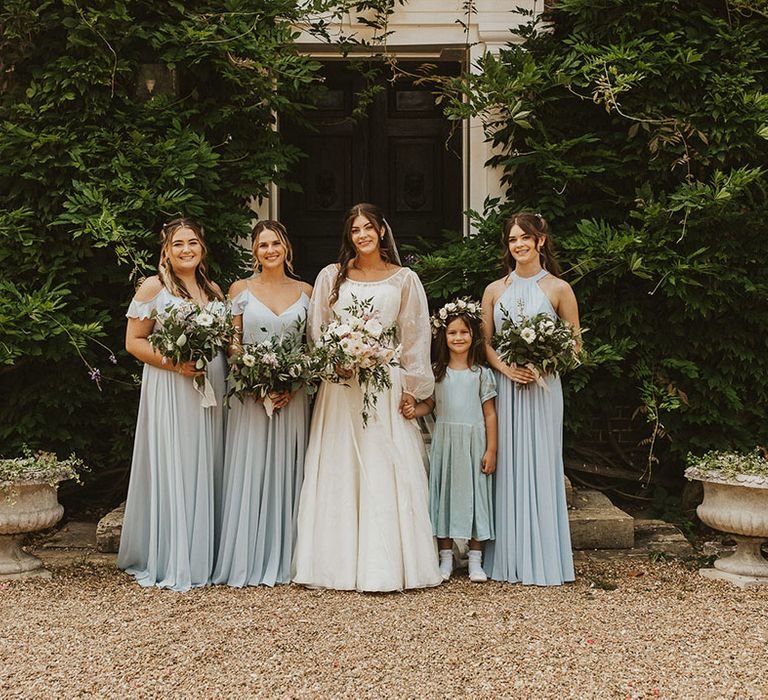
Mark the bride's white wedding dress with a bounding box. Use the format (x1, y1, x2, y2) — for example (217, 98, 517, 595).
(292, 264, 442, 591)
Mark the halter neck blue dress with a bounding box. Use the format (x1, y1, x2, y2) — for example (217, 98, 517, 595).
(484, 269, 575, 586)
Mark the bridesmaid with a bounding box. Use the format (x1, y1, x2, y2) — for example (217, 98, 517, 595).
(118, 218, 227, 591)
(212, 220, 312, 587)
(481, 212, 580, 586)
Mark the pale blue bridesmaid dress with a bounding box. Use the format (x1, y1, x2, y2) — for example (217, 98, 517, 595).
(118, 287, 226, 592)
(484, 269, 575, 585)
(212, 288, 309, 587)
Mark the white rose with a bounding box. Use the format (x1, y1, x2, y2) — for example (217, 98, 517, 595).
(521, 328, 536, 344)
(196, 312, 214, 327)
(363, 318, 384, 338)
(439, 308, 448, 320)
(446, 303, 457, 312)
(335, 323, 351, 338)
(242, 353, 256, 367)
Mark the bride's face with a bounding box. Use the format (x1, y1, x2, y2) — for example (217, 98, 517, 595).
(350, 215, 383, 256)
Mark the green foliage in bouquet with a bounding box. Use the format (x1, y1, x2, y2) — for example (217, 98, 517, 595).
(414, 0, 768, 474)
(227, 325, 317, 412)
(493, 307, 582, 378)
(312, 295, 399, 427)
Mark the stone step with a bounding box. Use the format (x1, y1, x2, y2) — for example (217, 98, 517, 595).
(568, 488, 634, 550)
(97, 485, 629, 553)
(95, 503, 124, 553)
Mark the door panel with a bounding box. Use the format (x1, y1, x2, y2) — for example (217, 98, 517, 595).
(281, 61, 462, 283)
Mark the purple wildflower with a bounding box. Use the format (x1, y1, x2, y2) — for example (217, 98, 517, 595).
(88, 367, 102, 390)
(108, 353, 117, 365)
(403, 253, 418, 266)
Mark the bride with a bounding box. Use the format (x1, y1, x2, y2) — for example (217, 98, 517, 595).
(292, 203, 442, 592)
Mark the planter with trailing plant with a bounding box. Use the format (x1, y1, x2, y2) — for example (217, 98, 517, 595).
(685, 450, 768, 587)
(0, 451, 83, 579)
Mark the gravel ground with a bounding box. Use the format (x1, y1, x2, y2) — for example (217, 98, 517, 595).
(1, 558, 767, 699)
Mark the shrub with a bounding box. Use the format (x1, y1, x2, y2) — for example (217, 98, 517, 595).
(0, 1, 328, 495)
(416, 0, 768, 478)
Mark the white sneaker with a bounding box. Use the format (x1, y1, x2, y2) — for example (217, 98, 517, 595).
(468, 566, 488, 583)
(468, 551, 487, 582)
(438, 549, 453, 581)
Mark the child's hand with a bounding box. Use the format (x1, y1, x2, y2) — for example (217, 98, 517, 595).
(481, 450, 496, 475)
(399, 392, 416, 418)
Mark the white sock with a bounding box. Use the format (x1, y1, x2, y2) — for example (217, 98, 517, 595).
(468, 550, 487, 582)
(438, 548, 453, 581)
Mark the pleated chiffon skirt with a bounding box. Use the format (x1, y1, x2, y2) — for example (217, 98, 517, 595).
(484, 373, 575, 586)
(117, 356, 226, 592)
(212, 391, 309, 587)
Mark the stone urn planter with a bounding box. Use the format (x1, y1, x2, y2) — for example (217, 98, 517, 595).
(686, 450, 768, 588)
(0, 452, 82, 580)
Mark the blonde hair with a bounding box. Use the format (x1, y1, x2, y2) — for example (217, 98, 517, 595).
(157, 218, 223, 301)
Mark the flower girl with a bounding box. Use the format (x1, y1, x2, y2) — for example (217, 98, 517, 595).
(403, 299, 498, 582)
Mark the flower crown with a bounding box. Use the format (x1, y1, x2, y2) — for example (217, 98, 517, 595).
(430, 298, 483, 335)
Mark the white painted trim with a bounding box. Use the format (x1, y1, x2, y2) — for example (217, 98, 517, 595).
(270, 1, 541, 235)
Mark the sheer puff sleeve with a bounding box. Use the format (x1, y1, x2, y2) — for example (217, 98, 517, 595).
(397, 269, 435, 401)
(307, 264, 338, 344)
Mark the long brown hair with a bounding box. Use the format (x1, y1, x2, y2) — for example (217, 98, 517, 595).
(432, 313, 488, 383)
(502, 212, 562, 278)
(157, 217, 223, 301)
(330, 202, 398, 305)
(251, 219, 300, 279)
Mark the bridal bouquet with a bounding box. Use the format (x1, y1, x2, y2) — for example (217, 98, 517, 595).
(227, 326, 316, 417)
(312, 295, 400, 426)
(148, 300, 233, 406)
(493, 301, 581, 388)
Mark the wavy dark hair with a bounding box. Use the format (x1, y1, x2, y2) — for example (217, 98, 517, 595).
(251, 219, 300, 279)
(157, 217, 223, 301)
(330, 202, 398, 305)
(432, 313, 488, 383)
(502, 212, 562, 278)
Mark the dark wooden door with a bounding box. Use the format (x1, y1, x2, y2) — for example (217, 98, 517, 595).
(280, 61, 463, 283)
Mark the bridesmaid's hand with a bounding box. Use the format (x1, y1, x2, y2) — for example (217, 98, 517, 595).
(481, 450, 497, 475)
(502, 364, 537, 385)
(335, 365, 354, 380)
(173, 361, 204, 378)
(399, 392, 416, 417)
(269, 391, 292, 411)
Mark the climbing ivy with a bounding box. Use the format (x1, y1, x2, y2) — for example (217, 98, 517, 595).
(415, 0, 768, 480)
(0, 0, 385, 495)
